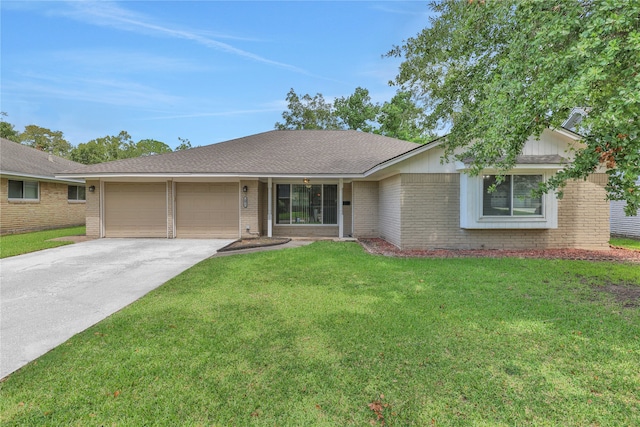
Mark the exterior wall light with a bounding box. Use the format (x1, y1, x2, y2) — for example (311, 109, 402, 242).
(242, 185, 248, 193)
(88, 185, 96, 192)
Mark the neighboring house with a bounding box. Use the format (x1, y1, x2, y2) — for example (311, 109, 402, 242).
(610, 178, 640, 238)
(57, 129, 610, 250)
(1, 138, 86, 234)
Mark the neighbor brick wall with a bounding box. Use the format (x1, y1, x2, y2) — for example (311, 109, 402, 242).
(1, 177, 85, 235)
(85, 179, 100, 238)
(240, 180, 260, 238)
(399, 173, 610, 251)
(352, 181, 379, 238)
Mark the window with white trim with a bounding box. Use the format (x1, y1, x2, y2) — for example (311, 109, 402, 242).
(8, 179, 39, 200)
(482, 175, 543, 217)
(276, 184, 338, 225)
(68, 185, 86, 201)
(460, 171, 558, 229)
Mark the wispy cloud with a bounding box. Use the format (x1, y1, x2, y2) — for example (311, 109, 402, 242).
(48, 49, 212, 74)
(3, 72, 183, 108)
(57, 1, 325, 78)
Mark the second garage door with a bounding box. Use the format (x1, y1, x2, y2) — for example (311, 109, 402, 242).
(176, 183, 239, 238)
(104, 182, 167, 238)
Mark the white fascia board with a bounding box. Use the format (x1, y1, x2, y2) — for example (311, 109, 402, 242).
(456, 163, 565, 172)
(55, 172, 365, 180)
(2, 170, 85, 184)
(363, 138, 444, 177)
(551, 127, 582, 140)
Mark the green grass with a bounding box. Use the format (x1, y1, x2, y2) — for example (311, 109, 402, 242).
(611, 237, 640, 251)
(0, 226, 86, 258)
(1, 241, 639, 426)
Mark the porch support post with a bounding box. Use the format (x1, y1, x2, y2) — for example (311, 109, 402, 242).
(267, 177, 273, 237)
(338, 178, 344, 239)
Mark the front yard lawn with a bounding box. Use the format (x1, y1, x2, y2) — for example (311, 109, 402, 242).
(1, 241, 639, 426)
(0, 226, 86, 258)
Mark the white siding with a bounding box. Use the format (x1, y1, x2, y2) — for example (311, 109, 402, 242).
(379, 175, 402, 248)
(610, 187, 640, 238)
(520, 129, 579, 156)
(396, 146, 458, 174)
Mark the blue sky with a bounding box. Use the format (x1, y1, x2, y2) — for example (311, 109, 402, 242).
(1, 1, 432, 149)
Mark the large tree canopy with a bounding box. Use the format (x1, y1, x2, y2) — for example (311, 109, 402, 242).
(18, 125, 73, 158)
(275, 88, 433, 143)
(389, 0, 640, 215)
(275, 89, 341, 130)
(70, 132, 172, 165)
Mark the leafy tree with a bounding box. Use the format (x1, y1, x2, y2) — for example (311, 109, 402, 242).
(127, 139, 172, 157)
(375, 91, 432, 144)
(71, 131, 135, 164)
(18, 125, 73, 158)
(175, 137, 193, 151)
(334, 87, 380, 133)
(275, 88, 341, 130)
(389, 0, 640, 215)
(0, 112, 20, 142)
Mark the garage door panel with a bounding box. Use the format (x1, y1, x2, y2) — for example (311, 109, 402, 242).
(104, 183, 166, 238)
(176, 183, 239, 238)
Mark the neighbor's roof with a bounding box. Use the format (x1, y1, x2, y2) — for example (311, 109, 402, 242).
(0, 138, 85, 182)
(58, 130, 421, 177)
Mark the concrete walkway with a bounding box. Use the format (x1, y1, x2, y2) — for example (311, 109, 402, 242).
(0, 238, 233, 379)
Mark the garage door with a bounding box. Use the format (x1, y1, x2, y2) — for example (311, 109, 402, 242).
(176, 183, 239, 238)
(104, 183, 167, 238)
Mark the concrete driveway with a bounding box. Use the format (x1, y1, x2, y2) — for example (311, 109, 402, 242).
(0, 238, 233, 379)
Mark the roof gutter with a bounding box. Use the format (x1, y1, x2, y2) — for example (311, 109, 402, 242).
(55, 172, 366, 180)
(2, 170, 85, 184)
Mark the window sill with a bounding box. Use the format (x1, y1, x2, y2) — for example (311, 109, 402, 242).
(462, 217, 555, 229)
(68, 200, 86, 204)
(8, 199, 40, 204)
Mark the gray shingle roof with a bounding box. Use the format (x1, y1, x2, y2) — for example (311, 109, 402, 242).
(60, 130, 420, 176)
(1, 138, 85, 181)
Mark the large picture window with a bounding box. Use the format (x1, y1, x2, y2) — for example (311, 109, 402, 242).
(8, 179, 39, 200)
(276, 184, 338, 225)
(482, 175, 543, 217)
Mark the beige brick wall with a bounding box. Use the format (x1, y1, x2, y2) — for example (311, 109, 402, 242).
(352, 181, 379, 237)
(1, 177, 86, 235)
(379, 175, 402, 247)
(343, 183, 353, 236)
(258, 181, 267, 236)
(273, 225, 338, 238)
(399, 173, 610, 251)
(240, 180, 260, 238)
(85, 180, 101, 238)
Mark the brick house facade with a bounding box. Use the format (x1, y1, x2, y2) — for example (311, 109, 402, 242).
(59, 130, 610, 251)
